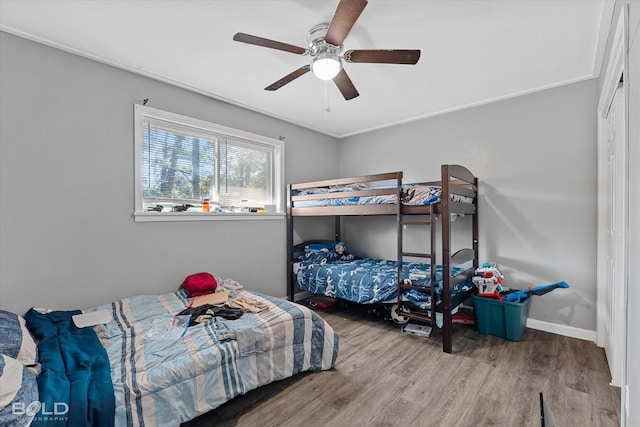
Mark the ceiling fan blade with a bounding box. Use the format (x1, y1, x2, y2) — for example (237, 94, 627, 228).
(265, 65, 311, 91)
(333, 68, 359, 100)
(344, 49, 421, 64)
(324, 0, 368, 47)
(233, 32, 307, 55)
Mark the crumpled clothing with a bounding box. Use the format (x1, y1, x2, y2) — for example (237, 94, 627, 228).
(228, 296, 269, 313)
(214, 276, 244, 299)
(177, 304, 243, 326)
(211, 318, 264, 355)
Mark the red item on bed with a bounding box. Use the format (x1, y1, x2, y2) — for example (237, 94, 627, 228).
(180, 272, 217, 297)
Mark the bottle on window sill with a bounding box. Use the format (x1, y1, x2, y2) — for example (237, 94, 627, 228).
(202, 199, 210, 213)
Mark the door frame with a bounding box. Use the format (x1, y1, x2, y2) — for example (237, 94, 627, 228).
(596, 5, 628, 391)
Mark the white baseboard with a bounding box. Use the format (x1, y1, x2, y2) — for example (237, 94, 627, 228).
(526, 318, 597, 343)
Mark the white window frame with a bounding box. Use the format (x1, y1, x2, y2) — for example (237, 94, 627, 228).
(133, 104, 285, 222)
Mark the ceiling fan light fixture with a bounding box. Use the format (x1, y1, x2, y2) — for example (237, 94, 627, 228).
(234, 0, 419, 100)
(311, 54, 342, 80)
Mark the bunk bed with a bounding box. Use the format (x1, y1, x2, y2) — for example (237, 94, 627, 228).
(286, 164, 478, 353)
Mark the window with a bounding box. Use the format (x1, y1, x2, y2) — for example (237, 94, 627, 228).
(134, 105, 284, 221)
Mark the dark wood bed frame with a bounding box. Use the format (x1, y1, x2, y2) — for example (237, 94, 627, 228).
(286, 164, 479, 353)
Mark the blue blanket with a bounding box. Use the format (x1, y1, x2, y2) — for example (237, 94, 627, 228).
(25, 309, 115, 427)
(297, 257, 474, 308)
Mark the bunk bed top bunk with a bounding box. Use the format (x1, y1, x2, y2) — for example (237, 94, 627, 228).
(286, 164, 479, 353)
(288, 164, 477, 217)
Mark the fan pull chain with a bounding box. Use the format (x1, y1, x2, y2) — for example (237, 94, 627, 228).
(324, 81, 331, 117)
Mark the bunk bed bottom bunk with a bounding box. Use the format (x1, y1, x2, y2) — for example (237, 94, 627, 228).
(295, 254, 475, 313)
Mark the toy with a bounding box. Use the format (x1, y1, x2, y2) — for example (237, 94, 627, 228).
(501, 281, 569, 302)
(334, 242, 347, 254)
(472, 262, 504, 297)
(303, 241, 354, 263)
(402, 322, 432, 338)
(327, 242, 354, 261)
(390, 304, 409, 325)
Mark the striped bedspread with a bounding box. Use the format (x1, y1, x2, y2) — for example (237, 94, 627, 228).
(88, 289, 338, 426)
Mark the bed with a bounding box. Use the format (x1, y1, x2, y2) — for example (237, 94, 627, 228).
(0, 278, 338, 427)
(286, 164, 478, 353)
(295, 254, 474, 309)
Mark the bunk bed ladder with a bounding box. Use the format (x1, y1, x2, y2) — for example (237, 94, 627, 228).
(396, 202, 438, 326)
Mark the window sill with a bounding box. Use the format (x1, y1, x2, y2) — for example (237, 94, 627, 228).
(133, 212, 285, 222)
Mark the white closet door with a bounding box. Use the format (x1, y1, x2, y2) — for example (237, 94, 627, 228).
(602, 84, 627, 387)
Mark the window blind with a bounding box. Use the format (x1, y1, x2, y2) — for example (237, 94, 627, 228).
(141, 117, 274, 211)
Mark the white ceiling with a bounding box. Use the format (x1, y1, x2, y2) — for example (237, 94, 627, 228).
(0, 0, 614, 139)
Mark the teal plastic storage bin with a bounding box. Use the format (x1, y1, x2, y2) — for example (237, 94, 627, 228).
(472, 294, 531, 341)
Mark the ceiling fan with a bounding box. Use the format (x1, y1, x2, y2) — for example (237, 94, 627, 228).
(233, 0, 420, 100)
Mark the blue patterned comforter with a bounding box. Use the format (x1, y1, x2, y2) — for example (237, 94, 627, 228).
(297, 257, 473, 309)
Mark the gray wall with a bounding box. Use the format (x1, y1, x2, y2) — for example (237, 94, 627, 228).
(339, 79, 599, 333)
(0, 32, 339, 315)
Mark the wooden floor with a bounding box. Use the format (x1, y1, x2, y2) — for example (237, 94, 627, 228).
(187, 303, 620, 427)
